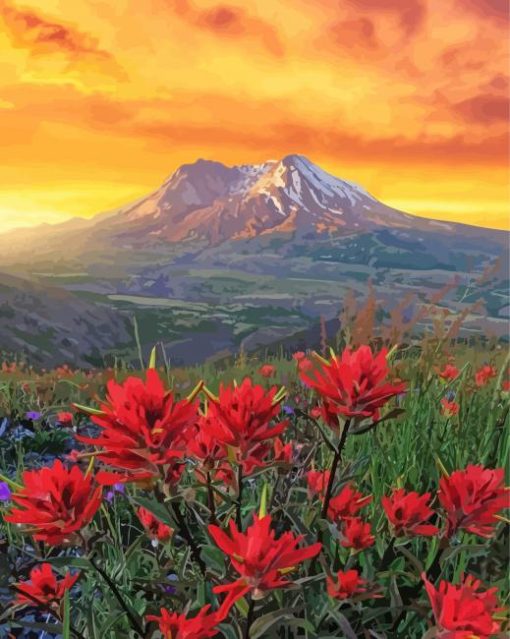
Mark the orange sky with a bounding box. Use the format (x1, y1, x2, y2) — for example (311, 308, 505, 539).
(0, 0, 508, 232)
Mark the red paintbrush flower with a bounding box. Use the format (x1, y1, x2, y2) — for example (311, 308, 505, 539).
(209, 515, 321, 603)
(5, 460, 102, 545)
(273, 437, 294, 465)
(382, 488, 439, 537)
(259, 364, 276, 378)
(146, 604, 224, 639)
(326, 569, 367, 600)
(77, 370, 201, 482)
(340, 517, 375, 551)
(300, 345, 406, 424)
(328, 483, 372, 522)
(306, 470, 330, 498)
(423, 574, 502, 639)
(57, 411, 74, 426)
(502, 380, 510, 393)
(437, 364, 460, 382)
(204, 378, 288, 473)
(187, 415, 228, 472)
(292, 351, 306, 362)
(438, 465, 507, 538)
(14, 563, 79, 613)
(441, 398, 459, 417)
(475, 365, 497, 387)
(137, 507, 173, 542)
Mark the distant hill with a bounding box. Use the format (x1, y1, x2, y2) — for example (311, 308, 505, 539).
(0, 155, 507, 366)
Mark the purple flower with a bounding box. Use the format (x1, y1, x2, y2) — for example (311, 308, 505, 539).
(25, 411, 41, 421)
(0, 482, 11, 501)
(283, 405, 295, 415)
(163, 573, 178, 595)
(105, 483, 126, 503)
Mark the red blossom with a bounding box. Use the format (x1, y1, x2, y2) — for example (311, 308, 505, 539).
(306, 470, 330, 499)
(300, 345, 406, 424)
(209, 515, 321, 603)
(15, 563, 79, 612)
(475, 365, 497, 387)
(437, 364, 460, 382)
(273, 437, 294, 465)
(292, 351, 306, 361)
(77, 370, 200, 482)
(187, 415, 228, 472)
(502, 380, 510, 392)
(146, 604, 225, 638)
(438, 465, 508, 538)
(340, 517, 375, 551)
(5, 460, 102, 545)
(137, 507, 173, 542)
(204, 378, 288, 473)
(259, 364, 276, 378)
(326, 569, 367, 600)
(57, 411, 74, 426)
(328, 483, 372, 522)
(382, 488, 439, 537)
(423, 574, 502, 639)
(441, 399, 459, 417)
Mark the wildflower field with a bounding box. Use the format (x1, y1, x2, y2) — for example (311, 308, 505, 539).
(0, 336, 508, 638)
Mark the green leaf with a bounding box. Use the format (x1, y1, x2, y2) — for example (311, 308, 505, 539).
(200, 545, 225, 574)
(73, 403, 106, 417)
(148, 345, 157, 370)
(62, 590, 71, 639)
(131, 496, 174, 527)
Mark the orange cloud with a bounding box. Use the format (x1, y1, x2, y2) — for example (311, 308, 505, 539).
(0, 0, 508, 230)
(163, 0, 284, 56)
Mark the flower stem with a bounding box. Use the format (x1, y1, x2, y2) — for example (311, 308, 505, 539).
(321, 419, 351, 519)
(206, 471, 217, 525)
(171, 501, 207, 576)
(89, 556, 145, 637)
(243, 597, 255, 639)
(236, 464, 243, 530)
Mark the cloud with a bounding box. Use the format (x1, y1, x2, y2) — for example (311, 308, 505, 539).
(162, 0, 284, 56)
(0, 2, 124, 74)
(453, 94, 509, 124)
(342, 0, 426, 36)
(458, 0, 509, 21)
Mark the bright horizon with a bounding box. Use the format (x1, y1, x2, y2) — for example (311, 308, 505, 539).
(0, 0, 508, 232)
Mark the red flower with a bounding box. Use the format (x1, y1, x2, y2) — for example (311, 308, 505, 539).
(502, 380, 510, 392)
(147, 604, 224, 639)
(5, 460, 102, 545)
(438, 465, 507, 538)
(15, 563, 79, 612)
(328, 483, 372, 522)
(382, 489, 439, 537)
(273, 437, 294, 465)
(340, 517, 375, 551)
(209, 515, 321, 602)
(57, 411, 74, 426)
(307, 470, 330, 498)
(300, 345, 406, 424)
(292, 351, 306, 361)
(77, 370, 200, 482)
(259, 364, 276, 378)
(204, 378, 288, 473)
(423, 574, 502, 639)
(441, 399, 459, 417)
(326, 569, 367, 600)
(475, 365, 497, 387)
(137, 507, 173, 542)
(187, 415, 228, 474)
(437, 364, 460, 382)
(298, 358, 314, 373)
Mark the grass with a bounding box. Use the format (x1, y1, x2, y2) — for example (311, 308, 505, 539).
(0, 337, 508, 638)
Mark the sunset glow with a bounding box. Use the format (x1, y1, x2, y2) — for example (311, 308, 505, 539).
(0, 0, 508, 231)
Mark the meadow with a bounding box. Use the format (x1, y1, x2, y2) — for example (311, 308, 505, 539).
(0, 324, 508, 638)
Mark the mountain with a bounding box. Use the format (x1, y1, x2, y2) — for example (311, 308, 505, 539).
(0, 155, 507, 367)
(0, 272, 132, 367)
